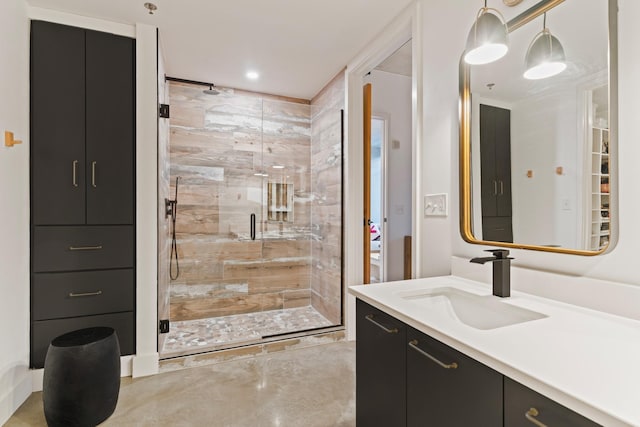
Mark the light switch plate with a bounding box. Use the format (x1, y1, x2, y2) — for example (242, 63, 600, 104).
(424, 193, 448, 217)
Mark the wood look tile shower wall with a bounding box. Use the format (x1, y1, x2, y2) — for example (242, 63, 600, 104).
(310, 71, 345, 325)
(167, 83, 314, 321)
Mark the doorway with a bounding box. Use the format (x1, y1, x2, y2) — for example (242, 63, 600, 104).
(364, 40, 414, 283)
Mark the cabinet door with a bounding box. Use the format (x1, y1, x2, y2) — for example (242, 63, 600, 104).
(407, 327, 503, 427)
(356, 299, 406, 427)
(505, 378, 601, 427)
(31, 21, 86, 225)
(494, 106, 512, 217)
(85, 30, 135, 225)
(480, 104, 498, 217)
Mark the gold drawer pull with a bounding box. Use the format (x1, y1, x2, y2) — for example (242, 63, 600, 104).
(365, 314, 398, 333)
(525, 408, 548, 427)
(68, 245, 103, 251)
(408, 340, 458, 369)
(91, 161, 97, 188)
(72, 160, 79, 187)
(69, 290, 103, 298)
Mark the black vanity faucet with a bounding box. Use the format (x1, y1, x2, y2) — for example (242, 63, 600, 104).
(470, 249, 514, 298)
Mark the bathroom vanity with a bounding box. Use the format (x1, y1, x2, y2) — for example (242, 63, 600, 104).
(350, 277, 640, 427)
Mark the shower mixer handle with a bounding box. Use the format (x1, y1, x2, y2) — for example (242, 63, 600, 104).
(250, 213, 256, 240)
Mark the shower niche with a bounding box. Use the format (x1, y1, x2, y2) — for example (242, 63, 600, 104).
(267, 182, 294, 222)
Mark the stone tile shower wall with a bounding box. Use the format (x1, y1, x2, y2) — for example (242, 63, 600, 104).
(168, 82, 313, 322)
(310, 71, 345, 325)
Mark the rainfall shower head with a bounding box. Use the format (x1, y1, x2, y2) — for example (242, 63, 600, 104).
(165, 76, 220, 95)
(203, 84, 220, 95)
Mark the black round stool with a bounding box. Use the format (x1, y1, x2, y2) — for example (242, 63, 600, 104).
(43, 327, 121, 427)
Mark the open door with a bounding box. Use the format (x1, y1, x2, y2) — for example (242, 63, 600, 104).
(363, 83, 372, 284)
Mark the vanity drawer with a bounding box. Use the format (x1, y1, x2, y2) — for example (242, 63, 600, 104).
(32, 225, 134, 272)
(31, 311, 134, 369)
(504, 377, 601, 427)
(32, 269, 134, 321)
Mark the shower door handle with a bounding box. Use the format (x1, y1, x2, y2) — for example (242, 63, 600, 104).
(250, 213, 256, 240)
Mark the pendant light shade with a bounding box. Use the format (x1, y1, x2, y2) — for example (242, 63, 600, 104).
(464, 6, 509, 65)
(523, 15, 566, 80)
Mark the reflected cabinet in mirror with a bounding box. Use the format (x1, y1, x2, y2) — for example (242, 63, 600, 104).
(459, 0, 618, 255)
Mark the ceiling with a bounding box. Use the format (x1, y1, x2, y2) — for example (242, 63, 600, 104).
(26, 0, 414, 100)
(375, 40, 412, 77)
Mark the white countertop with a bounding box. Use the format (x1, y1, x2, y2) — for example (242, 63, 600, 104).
(349, 276, 640, 427)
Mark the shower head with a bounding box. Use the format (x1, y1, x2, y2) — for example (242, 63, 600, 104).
(203, 84, 220, 95)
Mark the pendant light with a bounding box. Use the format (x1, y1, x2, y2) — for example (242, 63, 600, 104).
(523, 13, 566, 80)
(464, 0, 509, 65)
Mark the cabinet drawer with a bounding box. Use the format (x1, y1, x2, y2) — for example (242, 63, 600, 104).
(32, 269, 134, 321)
(31, 311, 134, 369)
(406, 327, 503, 427)
(505, 377, 600, 427)
(33, 226, 134, 272)
(482, 216, 513, 243)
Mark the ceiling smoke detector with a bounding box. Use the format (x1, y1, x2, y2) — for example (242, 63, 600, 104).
(144, 2, 157, 15)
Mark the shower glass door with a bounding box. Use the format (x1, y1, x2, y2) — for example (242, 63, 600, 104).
(161, 83, 343, 357)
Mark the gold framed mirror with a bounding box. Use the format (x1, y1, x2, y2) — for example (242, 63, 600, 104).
(459, 0, 618, 255)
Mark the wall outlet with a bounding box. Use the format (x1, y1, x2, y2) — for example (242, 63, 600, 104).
(424, 193, 448, 217)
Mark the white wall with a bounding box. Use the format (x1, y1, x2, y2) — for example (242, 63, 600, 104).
(420, 0, 640, 290)
(511, 87, 579, 248)
(369, 70, 413, 281)
(0, 0, 31, 423)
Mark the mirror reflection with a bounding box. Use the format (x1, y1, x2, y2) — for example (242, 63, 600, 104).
(463, 0, 615, 253)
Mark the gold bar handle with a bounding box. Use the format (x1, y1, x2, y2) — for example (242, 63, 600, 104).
(91, 161, 97, 188)
(68, 245, 103, 251)
(408, 340, 458, 369)
(493, 180, 498, 196)
(525, 408, 548, 427)
(72, 160, 78, 187)
(69, 290, 103, 298)
(500, 180, 504, 195)
(365, 314, 398, 334)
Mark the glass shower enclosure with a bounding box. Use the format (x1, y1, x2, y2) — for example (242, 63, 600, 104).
(158, 80, 344, 357)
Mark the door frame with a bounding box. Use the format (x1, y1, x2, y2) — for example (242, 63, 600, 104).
(344, 2, 423, 339)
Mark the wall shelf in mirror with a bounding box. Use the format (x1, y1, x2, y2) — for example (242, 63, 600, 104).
(459, 0, 618, 255)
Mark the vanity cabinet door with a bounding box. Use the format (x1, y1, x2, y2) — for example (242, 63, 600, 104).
(505, 378, 601, 427)
(356, 299, 407, 427)
(406, 327, 503, 427)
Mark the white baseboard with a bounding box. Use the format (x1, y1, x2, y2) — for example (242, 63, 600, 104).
(0, 370, 31, 426)
(132, 352, 159, 378)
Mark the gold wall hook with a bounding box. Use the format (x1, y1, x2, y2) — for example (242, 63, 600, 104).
(4, 131, 22, 147)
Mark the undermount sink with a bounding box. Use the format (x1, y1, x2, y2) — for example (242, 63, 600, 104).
(399, 287, 547, 330)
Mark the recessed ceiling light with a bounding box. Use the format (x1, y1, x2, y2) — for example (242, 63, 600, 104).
(272, 165, 284, 169)
(246, 71, 259, 80)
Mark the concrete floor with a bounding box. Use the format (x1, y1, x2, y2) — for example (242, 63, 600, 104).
(6, 341, 355, 427)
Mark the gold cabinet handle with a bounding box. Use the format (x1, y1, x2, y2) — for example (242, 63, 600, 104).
(499, 180, 504, 195)
(493, 180, 498, 196)
(91, 161, 97, 188)
(365, 314, 398, 333)
(408, 340, 458, 369)
(72, 160, 79, 187)
(69, 290, 103, 298)
(68, 245, 103, 251)
(525, 408, 548, 427)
